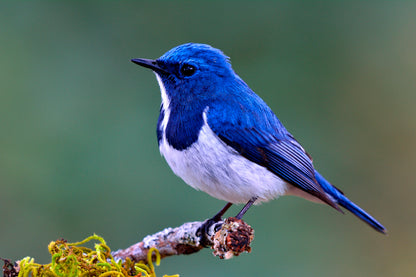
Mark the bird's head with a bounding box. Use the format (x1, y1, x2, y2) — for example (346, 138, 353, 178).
(132, 43, 237, 103)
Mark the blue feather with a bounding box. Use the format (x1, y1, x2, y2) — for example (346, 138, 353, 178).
(207, 92, 340, 211)
(156, 105, 164, 143)
(314, 171, 386, 233)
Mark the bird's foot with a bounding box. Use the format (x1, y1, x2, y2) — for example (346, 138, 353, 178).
(196, 217, 224, 247)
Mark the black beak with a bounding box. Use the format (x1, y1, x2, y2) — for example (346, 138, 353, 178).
(131, 58, 169, 75)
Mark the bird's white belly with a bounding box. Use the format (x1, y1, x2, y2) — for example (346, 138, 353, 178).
(159, 121, 289, 204)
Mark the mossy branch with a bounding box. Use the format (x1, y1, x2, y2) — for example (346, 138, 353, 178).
(2, 217, 254, 277)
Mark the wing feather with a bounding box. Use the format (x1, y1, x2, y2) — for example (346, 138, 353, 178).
(212, 125, 340, 210)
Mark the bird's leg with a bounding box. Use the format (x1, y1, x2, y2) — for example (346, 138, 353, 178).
(202, 202, 233, 230)
(197, 202, 233, 247)
(235, 197, 258, 219)
(212, 202, 233, 221)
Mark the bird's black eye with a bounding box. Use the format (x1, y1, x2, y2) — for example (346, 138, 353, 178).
(180, 64, 196, 77)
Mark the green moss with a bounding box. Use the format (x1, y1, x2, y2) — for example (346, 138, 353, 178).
(17, 234, 178, 277)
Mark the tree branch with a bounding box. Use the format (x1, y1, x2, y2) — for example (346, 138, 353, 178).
(112, 217, 254, 262)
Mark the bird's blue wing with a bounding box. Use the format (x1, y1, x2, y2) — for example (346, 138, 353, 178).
(206, 102, 340, 210)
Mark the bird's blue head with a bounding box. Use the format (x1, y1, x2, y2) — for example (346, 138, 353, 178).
(158, 43, 233, 78)
(132, 43, 258, 149)
(132, 43, 285, 150)
(131, 43, 239, 105)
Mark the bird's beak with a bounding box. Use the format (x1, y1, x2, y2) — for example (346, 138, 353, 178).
(131, 58, 169, 75)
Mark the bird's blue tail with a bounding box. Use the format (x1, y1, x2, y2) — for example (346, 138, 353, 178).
(314, 170, 386, 234)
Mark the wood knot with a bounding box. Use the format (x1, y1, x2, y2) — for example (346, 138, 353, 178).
(212, 217, 254, 259)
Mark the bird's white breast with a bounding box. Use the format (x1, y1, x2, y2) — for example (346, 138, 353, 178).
(159, 110, 289, 204)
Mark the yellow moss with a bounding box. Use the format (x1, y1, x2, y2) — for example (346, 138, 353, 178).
(17, 234, 178, 277)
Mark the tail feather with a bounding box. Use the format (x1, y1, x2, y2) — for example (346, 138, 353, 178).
(314, 170, 387, 234)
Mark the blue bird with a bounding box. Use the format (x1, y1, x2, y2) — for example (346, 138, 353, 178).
(131, 43, 386, 234)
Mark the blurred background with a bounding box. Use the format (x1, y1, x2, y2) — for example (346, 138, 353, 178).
(0, 2, 415, 276)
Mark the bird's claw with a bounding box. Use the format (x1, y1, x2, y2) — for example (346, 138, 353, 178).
(196, 217, 224, 247)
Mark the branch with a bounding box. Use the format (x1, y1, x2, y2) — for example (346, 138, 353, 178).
(112, 217, 254, 262)
(1, 219, 254, 276)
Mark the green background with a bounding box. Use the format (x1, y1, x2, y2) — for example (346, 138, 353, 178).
(1, 2, 415, 276)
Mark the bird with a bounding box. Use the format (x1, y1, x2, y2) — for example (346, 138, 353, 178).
(131, 43, 386, 234)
